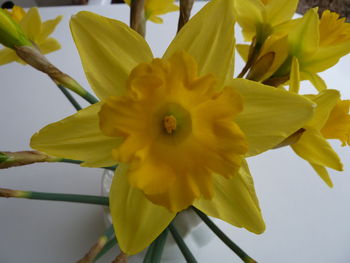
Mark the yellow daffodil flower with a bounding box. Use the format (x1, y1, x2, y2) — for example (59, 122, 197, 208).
(124, 0, 178, 24)
(270, 8, 350, 92)
(291, 90, 345, 187)
(0, 6, 62, 65)
(233, 0, 298, 43)
(30, 0, 314, 254)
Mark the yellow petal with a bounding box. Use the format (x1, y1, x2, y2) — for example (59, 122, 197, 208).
(9, 6, 26, 23)
(288, 8, 319, 58)
(20, 7, 42, 42)
(30, 103, 122, 167)
(309, 162, 333, 187)
(291, 128, 343, 171)
(231, 79, 314, 156)
(289, 56, 300, 93)
(266, 0, 298, 26)
(233, 0, 264, 38)
(302, 41, 350, 72)
(148, 15, 163, 24)
(145, 0, 179, 22)
(301, 71, 327, 91)
(37, 15, 63, 43)
(164, 0, 236, 89)
(70, 11, 153, 100)
(321, 99, 350, 146)
(305, 89, 340, 130)
(194, 161, 265, 234)
(38, 37, 61, 54)
(0, 48, 18, 65)
(110, 164, 175, 254)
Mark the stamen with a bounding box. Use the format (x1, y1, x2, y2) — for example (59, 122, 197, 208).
(164, 115, 177, 134)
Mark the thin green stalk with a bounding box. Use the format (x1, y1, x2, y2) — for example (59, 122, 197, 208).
(52, 75, 98, 105)
(193, 207, 257, 263)
(168, 223, 197, 263)
(0, 188, 109, 206)
(26, 191, 109, 206)
(93, 237, 117, 262)
(143, 228, 169, 263)
(56, 84, 82, 111)
(59, 158, 117, 171)
(14, 45, 99, 105)
(104, 224, 115, 239)
(82, 90, 99, 105)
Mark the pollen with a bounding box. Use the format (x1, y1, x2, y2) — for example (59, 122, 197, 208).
(163, 115, 177, 134)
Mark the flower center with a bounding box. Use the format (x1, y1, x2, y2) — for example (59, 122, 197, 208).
(163, 115, 177, 134)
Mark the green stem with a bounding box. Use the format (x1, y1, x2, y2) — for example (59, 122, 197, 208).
(55, 76, 99, 105)
(56, 84, 82, 111)
(143, 228, 169, 263)
(104, 224, 115, 240)
(93, 237, 117, 262)
(28, 191, 109, 206)
(0, 188, 109, 206)
(168, 223, 197, 263)
(193, 207, 257, 263)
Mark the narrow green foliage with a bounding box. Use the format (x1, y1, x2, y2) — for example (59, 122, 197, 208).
(56, 84, 82, 111)
(193, 207, 257, 263)
(143, 228, 169, 263)
(0, 188, 109, 206)
(93, 237, 117, 262)
(169, 223, 197, 263)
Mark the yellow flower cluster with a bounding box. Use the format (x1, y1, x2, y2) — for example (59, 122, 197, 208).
(1, 0, 349, 257)
(235, 0, 350, 186)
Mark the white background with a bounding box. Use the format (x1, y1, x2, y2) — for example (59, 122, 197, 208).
(1, 2, 350, 263)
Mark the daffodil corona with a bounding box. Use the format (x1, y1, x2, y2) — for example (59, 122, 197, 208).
(31, 0, 314, 255)
(99, 51, 248, 212)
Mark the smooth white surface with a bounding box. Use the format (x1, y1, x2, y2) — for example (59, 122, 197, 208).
(1, 3, 350, 263)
